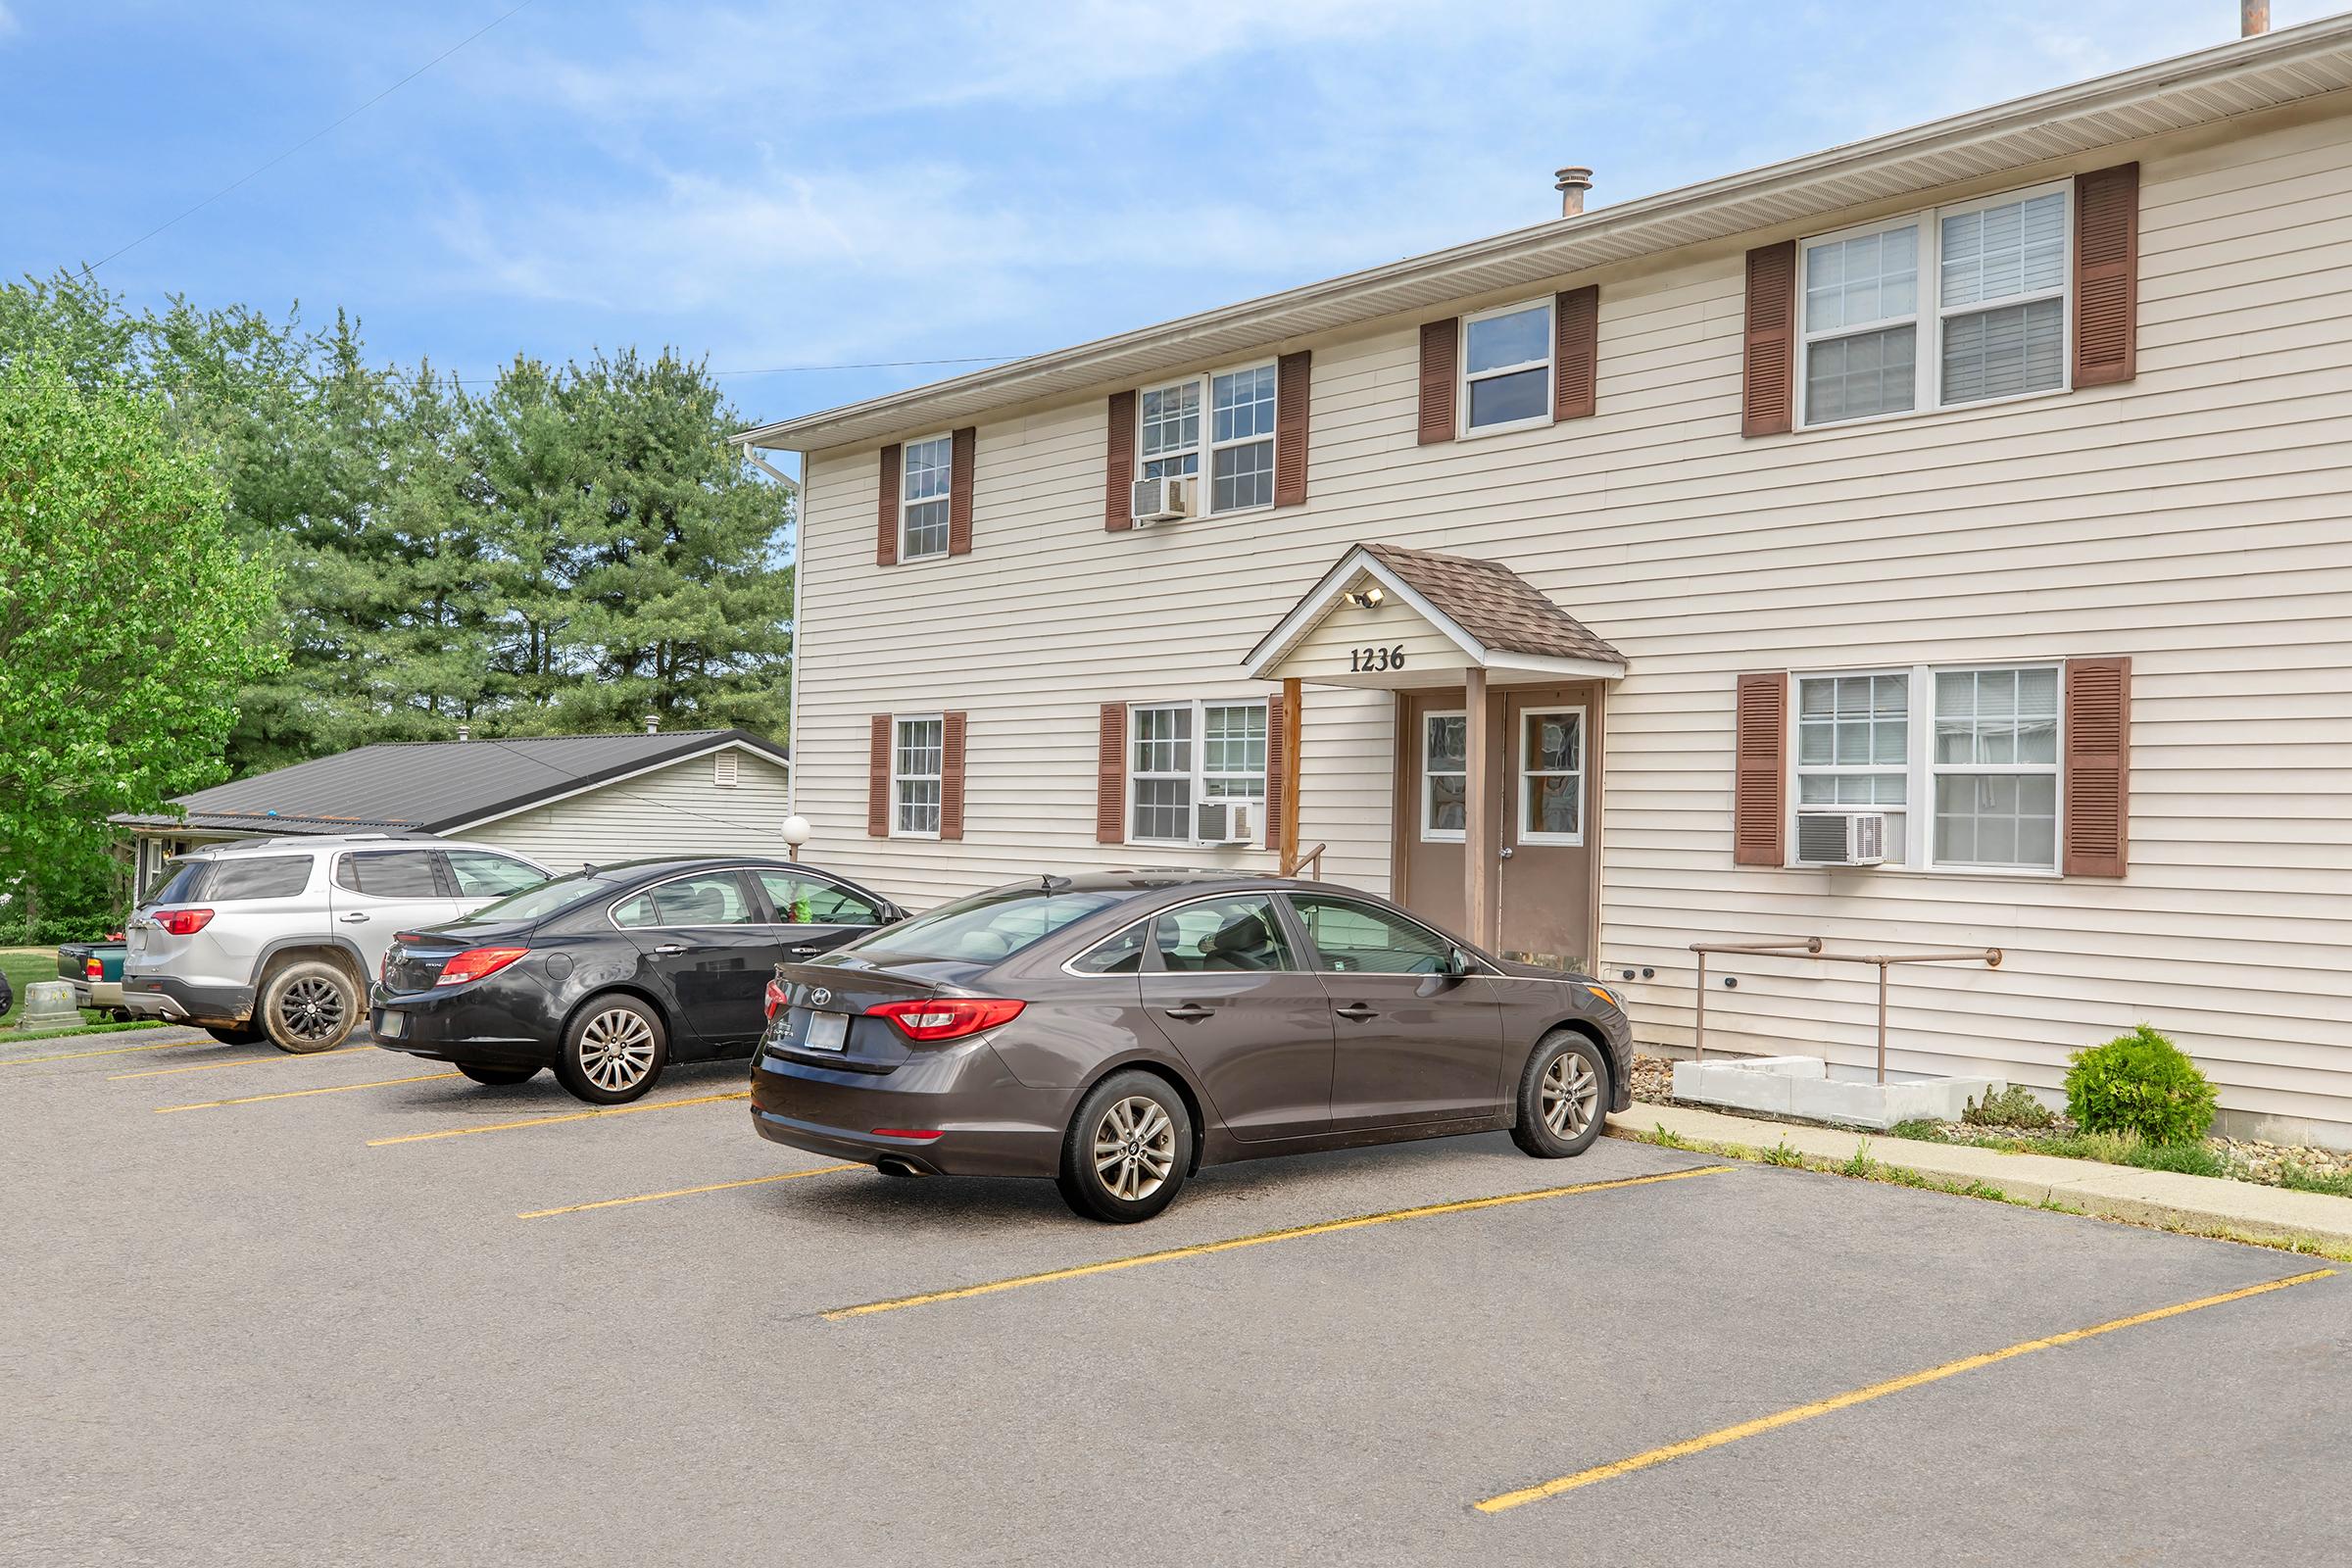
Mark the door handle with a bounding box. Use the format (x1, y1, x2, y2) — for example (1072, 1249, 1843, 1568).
(1162, 1004, 1213, 1021)
(787, 945, 821, 956)
(338, 912, 370, 923)
(1334, 1003, 1380, 1022)
(1498, 847, 1515, 860)
(654, 943, 687, 956)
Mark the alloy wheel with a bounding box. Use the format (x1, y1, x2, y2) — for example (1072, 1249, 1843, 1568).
(1092, 1096, 1176, 1202)
(577, 1008, 657, 1094)
(1541, 1051, 1599, 1139)
(277, 976, 346, 1045)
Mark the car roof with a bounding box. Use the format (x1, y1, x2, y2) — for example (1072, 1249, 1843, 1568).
(987, 868, 1317, 898)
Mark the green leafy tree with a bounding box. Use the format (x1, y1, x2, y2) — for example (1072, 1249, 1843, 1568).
(0, 361, 281, 926)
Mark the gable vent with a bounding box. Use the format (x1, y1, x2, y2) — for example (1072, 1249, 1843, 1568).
(714, 751, 740, 789)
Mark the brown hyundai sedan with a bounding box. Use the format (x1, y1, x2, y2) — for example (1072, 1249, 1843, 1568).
(749, 871, 1632, 1222)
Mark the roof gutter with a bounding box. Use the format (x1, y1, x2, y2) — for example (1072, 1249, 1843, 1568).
(737, 15, 2352, 454)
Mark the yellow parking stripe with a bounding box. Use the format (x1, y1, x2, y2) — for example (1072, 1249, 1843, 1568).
(823, 1164, 1734, 1322)
(154, 1071, 464, 1113)
(3, 1038, 201, 1066)
(368, 1090, 752, 1146)
(517, 1162, 862, 1219)
(113, 1046, 368, 1080)
(1475, 1266, 2337, 1513)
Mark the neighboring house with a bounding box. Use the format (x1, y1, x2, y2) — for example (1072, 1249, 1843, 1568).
(736, 19, 2352, 1148)
(115, 729, 793, 888)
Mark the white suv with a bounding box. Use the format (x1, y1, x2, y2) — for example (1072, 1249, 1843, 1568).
(122, 835, 550, 1053)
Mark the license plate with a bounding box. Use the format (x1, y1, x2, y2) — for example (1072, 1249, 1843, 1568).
(804, 1011, 848, 1053)
(376, 1010, 405, 1039)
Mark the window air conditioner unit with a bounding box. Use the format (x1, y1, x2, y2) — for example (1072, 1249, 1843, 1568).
(1196, 798, 1254, 847)
(1130, 474, 1195, 525)
(1797, 810, 1887, 867)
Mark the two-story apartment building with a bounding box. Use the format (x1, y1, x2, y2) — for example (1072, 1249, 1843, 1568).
(740, 17, 2352, 1149)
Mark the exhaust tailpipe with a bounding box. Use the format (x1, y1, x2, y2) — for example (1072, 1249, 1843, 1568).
(875, 1157, 928, 1179)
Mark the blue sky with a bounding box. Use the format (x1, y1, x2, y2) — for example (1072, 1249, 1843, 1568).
(2, 1, 2338, 467)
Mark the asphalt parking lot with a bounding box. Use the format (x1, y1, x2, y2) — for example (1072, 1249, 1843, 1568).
(4, 1029, 2346, 1567)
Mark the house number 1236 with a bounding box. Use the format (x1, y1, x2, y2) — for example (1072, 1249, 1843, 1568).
(1350, 646, 1407, 673)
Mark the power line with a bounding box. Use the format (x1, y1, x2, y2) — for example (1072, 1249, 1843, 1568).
(75, 0, 541, 279)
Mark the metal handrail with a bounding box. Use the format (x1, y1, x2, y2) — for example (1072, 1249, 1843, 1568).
(1290, 842, 1328, 880)
(1689, 936, 2003, 1084)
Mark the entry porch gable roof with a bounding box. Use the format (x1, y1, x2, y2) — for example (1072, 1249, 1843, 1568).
(1244, 543, 1627, 687)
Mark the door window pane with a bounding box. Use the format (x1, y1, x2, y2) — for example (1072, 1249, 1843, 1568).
(1519, 710, 1584, 842)
(335, 851, 440, 899)
(446, 852, 543, 898)
(1290, 897, 1452, 975)
(756, 871, 885, 927)
(612, 872, 756, 929)
(1151, 896, 1295, 974)
(1423, 713, 1466, 836)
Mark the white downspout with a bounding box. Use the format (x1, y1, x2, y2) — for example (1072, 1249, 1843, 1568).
(736, 437, 807, 819)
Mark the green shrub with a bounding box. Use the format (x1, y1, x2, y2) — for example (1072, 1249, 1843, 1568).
(1963, 1084, 2056, 1130)
(2064, 1025, 2219, 1145)
(2124, 1141, 2227, 1179)
(2277, 1163, 2352, 1199)
(1887, 1118, 1946, 1142)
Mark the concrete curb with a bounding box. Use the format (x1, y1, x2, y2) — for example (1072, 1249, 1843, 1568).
(1608, 1102, 2352, 1255)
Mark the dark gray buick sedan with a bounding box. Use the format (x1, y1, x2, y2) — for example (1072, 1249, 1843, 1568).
(749, 870, 1632, 1222)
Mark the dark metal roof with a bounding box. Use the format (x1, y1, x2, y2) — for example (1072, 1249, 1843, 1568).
(112, 729, 789, 837)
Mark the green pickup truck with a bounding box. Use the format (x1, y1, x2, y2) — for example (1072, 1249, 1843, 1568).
(58, 939, 132, 1020)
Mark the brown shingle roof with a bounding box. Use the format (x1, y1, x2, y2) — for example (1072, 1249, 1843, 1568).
(1361, 544, 1625, 666)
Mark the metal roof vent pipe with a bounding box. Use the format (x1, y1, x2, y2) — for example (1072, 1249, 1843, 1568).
(456, 722, 470, 742)
(2243, 1, 2269, 36)
(643, 713, 660, 734)
(1554, 166, 1593, 218)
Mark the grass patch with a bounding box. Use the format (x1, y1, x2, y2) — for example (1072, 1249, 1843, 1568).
(1887, 1118, 1945, 1142)
(1, 947, 115, 1033)
(1649, 1123, 1692, 1150)
(1761, 1139, 1804, 1167)
(2278, 1163, 2352, 1199)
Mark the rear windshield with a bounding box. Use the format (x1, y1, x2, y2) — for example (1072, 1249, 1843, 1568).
(851, 887, 1124, 964)
(448, 870, 611, 926)
(141, 859, 208, 906)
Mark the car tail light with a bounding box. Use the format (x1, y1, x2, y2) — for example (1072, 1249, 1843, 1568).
(153, 908, 214, 936)
(871, 1128, 944, 1142)
(433, 947, 529, 987)
(85, 957, 103, 978)
(865, 998, 1025, 1041)
(763, 977, 789, 1020)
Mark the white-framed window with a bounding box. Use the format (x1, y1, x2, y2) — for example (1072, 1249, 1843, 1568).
(1517, 707, 1585, 846)
(1421, 710, 1467, 842)
(1135, 362, 1275, 514)
(1795, 671, 1910, 864)
(899, 433, 954, 560)
(1460, 297, 1553, 435)
(1129, 698, 1268, 845)
(892, 714, 944, 838)
(1798, 181, 2070, 429)
(1788, 663, 2062, 873)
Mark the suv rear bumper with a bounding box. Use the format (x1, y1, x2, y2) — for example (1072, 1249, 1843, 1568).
(122, 975, 253, 1026)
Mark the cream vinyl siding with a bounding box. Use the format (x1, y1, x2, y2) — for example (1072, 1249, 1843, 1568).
(461, 751, 793, 867)
(793, 99, 2352, 1146)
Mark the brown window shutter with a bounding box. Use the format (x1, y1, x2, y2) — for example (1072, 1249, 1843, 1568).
(2074, 163, 2139, 389)
(1416, 318, 1458, 445)
(939, 711, 968, 842)
(1741, 241, 1796, 438)
(1553, 285, 1598, 421)
(1095, 703, 1127, 844)
(948, 427, 976, 556)
(1274, 351, 1310, 507)
(1262, 690, 1287, 850)
(1732, 671, 1788, 866)
(2063, 658, 2131, 876)
(1103, 391, 1137, 531)
(866, 715, 892, 837)
(875, 445, 901, 567)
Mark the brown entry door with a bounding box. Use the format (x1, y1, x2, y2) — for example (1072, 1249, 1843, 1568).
(1495, 685, 1598, 971)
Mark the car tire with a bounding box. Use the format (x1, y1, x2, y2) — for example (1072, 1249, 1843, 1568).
(203, 1023, 267, 1046)
(554, 996, 667, 1105)
(457, 1063, 539, 1087)
(1511, 1029, 1610, 1158)
(1055, 1071, 1193, 1224)
(259, 959, 360, 1054)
